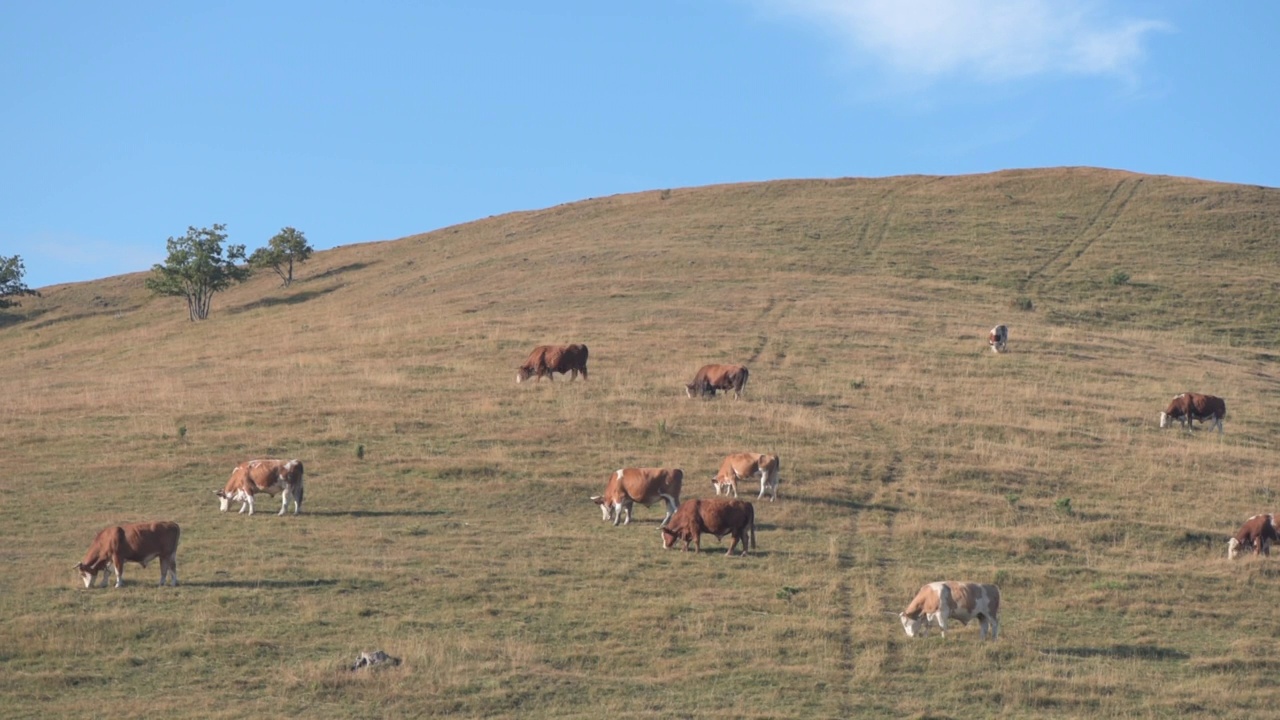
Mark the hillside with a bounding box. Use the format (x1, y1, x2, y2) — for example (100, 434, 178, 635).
(4, 167, 1280, 718)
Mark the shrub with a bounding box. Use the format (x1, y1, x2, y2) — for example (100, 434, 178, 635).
(1108, 269, 1131, 286)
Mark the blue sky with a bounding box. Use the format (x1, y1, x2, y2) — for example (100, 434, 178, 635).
(3, 1, 1276, 289)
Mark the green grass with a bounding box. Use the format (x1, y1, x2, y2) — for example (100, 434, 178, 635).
(3, 168, 1280, 717)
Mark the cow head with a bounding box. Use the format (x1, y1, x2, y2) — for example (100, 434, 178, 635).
(590, 495, 614, 522)
(214, 488, 250, 512)
(1228, 537, 1241, 560)
(660, 525, 680, 549)
(516, 367, 533, 383)
(1158, 412, 1172, 429)
(75, 562, 104, 588)
(899, 613, 927, 638)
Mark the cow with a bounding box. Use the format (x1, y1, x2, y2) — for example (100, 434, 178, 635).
(988, 325, 1008, 353)
(685, 364, 749, 399)
(899, 581, 1000, 640)
(711, 452, 781, 502)
(214, 458, 305, 515)
(591, 467, 683, 526)
(516, 344, 588, 383)
(660, 497, 757, 556)
(1159, 392, 1226, 434)
(75, 521, 180, 588)
(1228, 514, 1278, 559)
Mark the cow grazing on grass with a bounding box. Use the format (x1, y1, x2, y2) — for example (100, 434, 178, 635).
(591, 467, 683, 526)
(988, 325, 1008, 353)
(712, 452, 781, 502)
(899, 582, 1000, 640)
(685, 364, 749, 399)
(75, 521, 180, 588)
(1228, 514, 1278, 559)
(215, 459, 305, 515)
(660, 498, 757, 556)
(516, 344, 588, 383)
(1159, 392, 1226, 434)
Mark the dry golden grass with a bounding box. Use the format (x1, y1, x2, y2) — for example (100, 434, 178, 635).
(3, 168, 1280, 717)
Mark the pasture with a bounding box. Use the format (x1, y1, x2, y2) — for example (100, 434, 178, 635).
(3, 168, 1280, 718)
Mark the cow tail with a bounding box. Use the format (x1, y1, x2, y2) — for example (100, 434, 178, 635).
(748, 503, 757, 550)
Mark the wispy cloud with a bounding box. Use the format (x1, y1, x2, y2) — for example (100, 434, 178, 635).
(755, 0, 1170, 84)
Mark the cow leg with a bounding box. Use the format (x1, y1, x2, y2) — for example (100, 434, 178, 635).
(935, 613, 948, 639)
(978, 616, 989, 640)
(278, 491, 290, 516)
(726, 534, 739, 556)
(757, 469, 769, 500)
(112, 559, 125, 589)
(659, 494, 678, 527)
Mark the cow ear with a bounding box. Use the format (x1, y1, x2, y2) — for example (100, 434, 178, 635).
(590, 496, 603, 504)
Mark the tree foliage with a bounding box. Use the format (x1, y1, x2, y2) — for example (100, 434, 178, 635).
(145, 224, 248, 321)
(0, 255, 39, 309)
(248, 226, 313, 287)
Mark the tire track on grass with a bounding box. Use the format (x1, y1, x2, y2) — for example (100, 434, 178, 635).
(1025, 178, 1143, 287)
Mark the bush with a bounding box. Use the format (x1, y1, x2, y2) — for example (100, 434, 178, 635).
(1011, 296, 1034, 311)
(1108, 269, 1131, 286)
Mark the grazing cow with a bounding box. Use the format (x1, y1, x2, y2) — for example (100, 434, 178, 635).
(1228, 514, 1278, 559)
(685, 364, 749, 399)
(899, 582, 1000, 640)
(711, 452, 781, 502)
(1159, 392, 1226, 434)
(988, 325, 1008, 353)
(214, 458, 305, 515)
(75, 521, 180, 588)
(660, 498, 757, 556)
(591, 467, 683, 526)
(516, 344, 588, 383)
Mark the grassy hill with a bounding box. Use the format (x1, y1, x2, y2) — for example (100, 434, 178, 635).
(4, 167, 1280, 718)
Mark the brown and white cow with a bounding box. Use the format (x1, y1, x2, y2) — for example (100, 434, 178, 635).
(685, 364, 749, 399)
(899, 581, 1000, 640)
(591, 467, 683, 526)
(711, 452, 781, 502)
(1228, 514, 1278, 559)
(660, 497, 757, 556)
(1159, 392, 1226, 434)
(214, 458, 305, 515)
(988, 325, 1008, 353)
(516, 344, 588, 383)
(75, 521, 180, 588)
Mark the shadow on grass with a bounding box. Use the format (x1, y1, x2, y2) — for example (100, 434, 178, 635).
(1041, 645, 1189, 661)
(27, 306, 144, 330)
(229, 284, 343, 314)
(306, 510, 448, 518)
(794, 494, 903, 514)
(310, 261, 375, 281)
(184, 579, 342, 589)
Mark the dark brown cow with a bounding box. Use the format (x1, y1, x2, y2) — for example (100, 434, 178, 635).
(660, 497, 757, 556)
(591, 467, 683, 526)
(516, 344, 588, 383)
(214, 459, 305, 515)
(75, 521, 180, 588)
(1228, 514, 1278, 559)
(1159, 392, 1226, 434)
(685, 364, 749, 399)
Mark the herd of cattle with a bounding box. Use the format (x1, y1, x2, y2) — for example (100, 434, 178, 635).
(74, 332, 1255, 641)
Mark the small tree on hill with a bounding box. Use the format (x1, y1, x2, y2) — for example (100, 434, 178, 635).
(0, 255, 39, 309)
(145, 224, 248, 321)
(249, 226, 313, 287)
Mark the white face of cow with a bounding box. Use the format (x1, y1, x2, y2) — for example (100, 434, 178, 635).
(899, 613, 926, 638)
(1159, 412, 1171, 429)
(76, 564, 100, 588)
(215, 490, 231, 512)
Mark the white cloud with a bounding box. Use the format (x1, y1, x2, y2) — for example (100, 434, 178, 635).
(755, 0, 1170, 83)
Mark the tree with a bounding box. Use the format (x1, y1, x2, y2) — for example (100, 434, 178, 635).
(249, 226, 313, 287)
(145, 224, 249, 321)
(0, 255, 39, 309)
